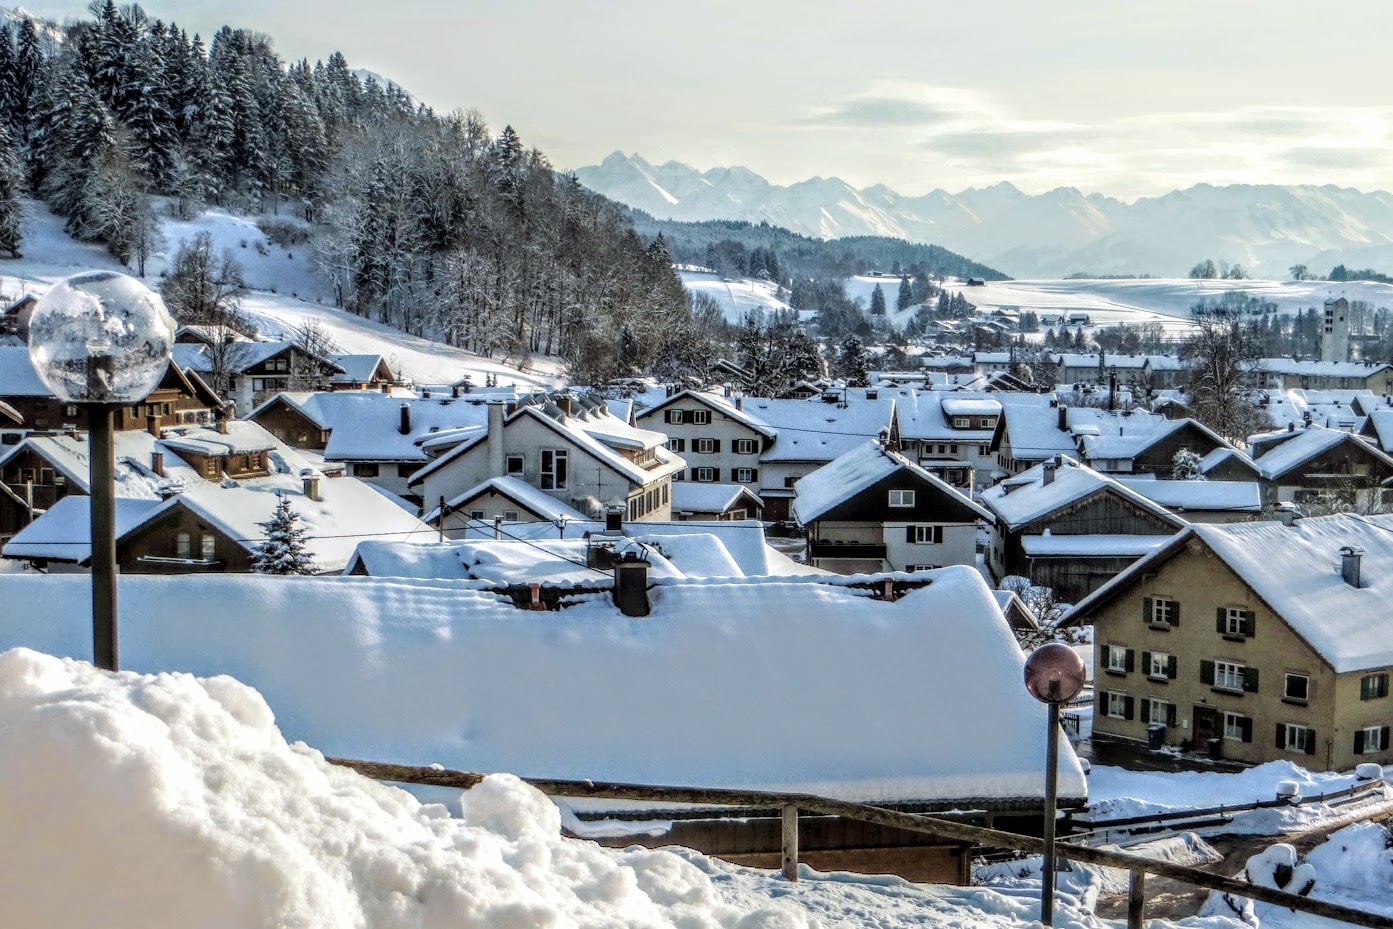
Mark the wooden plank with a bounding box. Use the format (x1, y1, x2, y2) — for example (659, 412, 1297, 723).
(782, 805, 799, 882)
(1128, 869, 1145, 929)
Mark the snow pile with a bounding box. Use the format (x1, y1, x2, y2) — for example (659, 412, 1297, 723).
(2, 647, 854, 929)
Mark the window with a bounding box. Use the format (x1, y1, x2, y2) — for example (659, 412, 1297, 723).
(690, 410, 711, 425)
(1104, 646, 1132, 674)
(734, 468, 757, 483)
(695, 438, 717, 454)
(397, 464, 415, 478)
(1144, 597, 1179, 628)
(1146, 651, 1175, 680)
(504, 510, 520, 522)
(661, 483, 668, 504)
(1219, 607, 1255, 638)
(1223, 712, 1252, 742)
(909, 525, 943, 544)
(1361, 672, 1389, 701)
(1279, 724, 1315, 754)
(979, 445, 991, 455)
(1105, 692, 1133, 720)
(176, 533, 191, 559)
(888, 489, 915, 507)
(784, 477, 799, 489)
(506, 454, 525, 475)
(666, 438, 685, 453)
(1214, 661, 1245, 692)
(953, 417, 971, 428)
(905, 564, 940, 571)
(200, 534, 216, 562)
(1355, 725, 1390, 754)
(469, 509, 485, 519)
(1143, 699, 1176, 727)
(1284, 673, 1310, 704)
(664, 409, 685, 424)
(353, 463, 379, 478)
(694, 467, 716, 482)
(540, 450, 568, 490)
(734, 438, 757, 455)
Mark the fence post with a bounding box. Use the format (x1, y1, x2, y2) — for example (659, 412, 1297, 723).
(781, 804, 799, 882)
(1128, 868, 1146, 929)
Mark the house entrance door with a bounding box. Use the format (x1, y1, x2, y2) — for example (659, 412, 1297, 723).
(1192, 706, 1219, 745)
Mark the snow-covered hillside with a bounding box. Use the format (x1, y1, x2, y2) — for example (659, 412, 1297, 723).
(0, 200, 562, 389)
(679, 270, 806, 324)
(577, 152, 1393, 279)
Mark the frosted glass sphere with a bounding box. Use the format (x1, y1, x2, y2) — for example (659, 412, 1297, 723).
(1024, 642, 1087, 704)
(27, 271, 175, 404)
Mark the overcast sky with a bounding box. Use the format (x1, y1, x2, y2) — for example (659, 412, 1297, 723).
(21, 0, 1393, 199)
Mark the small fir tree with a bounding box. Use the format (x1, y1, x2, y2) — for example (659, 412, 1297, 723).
(1171, 447, 1207, 481)
(869, 283, 887, 316)
(0, 123, 23, 257)
(896, 274, 913, 311)
(251, 496, 317, 574)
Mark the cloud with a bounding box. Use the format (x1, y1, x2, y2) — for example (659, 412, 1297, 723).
(789, 84, 979, 129)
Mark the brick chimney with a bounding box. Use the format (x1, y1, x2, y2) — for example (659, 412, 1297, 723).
(301, 468, 321, 502)
(215, 406, 229, 435)
(1341, 545, 1364, 588)
(487, 402, 505, 477)
(612, 551, 651, 617)
(151, 451, 164, 477)
(146, 414, 159, 437)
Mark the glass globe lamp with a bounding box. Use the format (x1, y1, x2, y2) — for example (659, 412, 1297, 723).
(1024, 641, 1087, 704)
(27, 271, 175, 405)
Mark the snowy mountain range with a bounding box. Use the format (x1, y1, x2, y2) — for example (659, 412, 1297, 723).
(574, 152, 1393, 280)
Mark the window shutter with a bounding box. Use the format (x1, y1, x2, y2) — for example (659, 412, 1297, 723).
(1355, 729, 1366, 754)
(1141, 651, 1152, 675)
(751, 469, 759, 482)
(1143, 597, 1154, 624)
(1140, 700, 1151, 723)
(1167, 655, 1178, 680)
(1306, 729, 1318, 756)
(1216, 608, 1226, 634)
(712, 439, 722, 453)
(1124, 649, 1135, 673)
(1097, 691, 1108, 715)
(1275, 723, 1285, 750)
(1166, 704, 1177, 727)
(1239, 717, 1253, 743)
(1244, 667, 1260, 694)
(1124, 696, 1135, 720)
(907, 526, 916, 544)
(1245, 610, 1256, 637)
(1382, 727, 1391, 752)
(1170, 601, 1180, 627)
(1200, 660, 1215, 685)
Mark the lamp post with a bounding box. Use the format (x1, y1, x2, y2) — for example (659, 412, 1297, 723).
(1023, 642, 1088, 927)
(27, 271, 174, 671)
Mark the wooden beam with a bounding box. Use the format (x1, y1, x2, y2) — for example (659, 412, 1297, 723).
(1128, 869, 1145, 929)
(781, 805, 798, 882)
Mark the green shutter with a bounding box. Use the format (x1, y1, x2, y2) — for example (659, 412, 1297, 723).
(1275, 723, 1285, 750)
(1143, 597, 1154, 624)
(1170, 601, 1180, 627)
(1382, 727, 1391, 752)
(1355, 729, 1366, 754)
(1306, 729, 1317, 756)
(1124, 696, 1135, 720)
(1245, 610, 1256, 637)
(1244, 667, 1260, 694)
(1167, 655, 1179, 680)
(1097, 691, 1108, 714)
(1141, 651, 1152, 676)
(1216, 608, 1227, 634)
(1166, 704, 1177, 727)
(906, 525, 916, 544)
(1239, 717, 1253, 743)
(1140, 700, 1151, 723)
(1124, 649, 1135, 673)
(1200, 660, 1215, 685)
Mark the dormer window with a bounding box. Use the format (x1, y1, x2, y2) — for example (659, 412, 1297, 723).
(953, 417, 971, 428)
(889, 489, 915, 507)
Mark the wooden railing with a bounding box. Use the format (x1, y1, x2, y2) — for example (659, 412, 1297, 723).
(328, 757, 1393, 929)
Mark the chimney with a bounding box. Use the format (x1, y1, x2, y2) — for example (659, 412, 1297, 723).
(146, 414, 159, 437)
(1276, 503, 1298, 527)
(1341, 546, 1364, 588)
(612, 551, 651, 617)
(423, 389, 431, 399)
(734, 396, 744, 412)
(487, 402, 506, 477)
(151, 451, 164, 477)
(380, 383, 390, 394)
(215, 406, 229, 435)
(301, 469, 321, 502)
(452, 384, 462, 399)
(398, 403, 411, 435)
(558, 395, 572, 417)
(1042, 461, 1057, 486)
(1058, 404, 1068, 431)
(494, 514, 504, 540)
(1288, 422, 1295, 433)
(666, 385, 676, 399)
(605, 505, 624, 533)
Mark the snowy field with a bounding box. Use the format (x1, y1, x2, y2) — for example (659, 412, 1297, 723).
(679, 270, 803, 324)
(0, 199, 563, 389)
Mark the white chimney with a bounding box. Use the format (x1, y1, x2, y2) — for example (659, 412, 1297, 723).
(301, 468, 321, 502)
(1042, 462, 1057, 486)
(487, 402, 506, 477)
(1341, 546, 1364, 588)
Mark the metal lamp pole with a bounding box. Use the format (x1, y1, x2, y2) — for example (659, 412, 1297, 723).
(87, 401, 118, 669)
(1024, 642, 1088, 928)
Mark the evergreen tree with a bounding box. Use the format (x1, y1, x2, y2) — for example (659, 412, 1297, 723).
(838, 334, 870, 387)
(646, 232, 671, 266)
(251, 496, 317, 574)
(1171, 448, 1207, 481)
(869, 283, 886, 316)
(0, 26, 15, 131)
(0, 123, 23, 257)
(11, 18, 44, 146)
(896, 274, 913, 311)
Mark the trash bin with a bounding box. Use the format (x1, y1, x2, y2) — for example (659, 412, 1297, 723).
(1146, 724, 1166, 750)
(1206, 738, 1223, 760)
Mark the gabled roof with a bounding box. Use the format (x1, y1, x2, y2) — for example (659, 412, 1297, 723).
(636, 389, 776, 439)
(1246, 424, 1393, 480)
(3, 496, 166, 563)
(0, 398, 19, 424)
(1363, 409, 1393, 452)
(670, 481, 764, 515)
(422, 476, 589, 524)
(249, 391, 494, 462)
(1198, 446, 1261, 478)
(174, 341, 345, 376)
(1068, 515, 1393, 674)
(1115, 477, 1263, 512)
(1258, 358, 1393, 379)
(745, 396, 898, 464)
(979, 456, 1186, 531)
(1077, 417, 1231, 464)
(792, 441, 991, 524)
(328, 354, 389, 384)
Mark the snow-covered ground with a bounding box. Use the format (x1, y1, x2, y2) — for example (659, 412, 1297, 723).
(0, 199, 563, 389)
(679, 270, 804, 324)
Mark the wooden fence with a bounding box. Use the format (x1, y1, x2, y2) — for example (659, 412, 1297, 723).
(329, 757, 1393, 929)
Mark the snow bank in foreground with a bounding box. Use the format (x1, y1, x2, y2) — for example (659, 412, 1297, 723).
(0, 646, 1177, 929)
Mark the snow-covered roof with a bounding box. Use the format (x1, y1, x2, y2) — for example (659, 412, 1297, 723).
(250, 391, 494, 462)
(636, 389, 777, 438)
(745, 397, 897, 463)
(792, 441, 991, 524)
(979, 456, 1185, 530)
(0, 567, 1086, 805)
(940, 397, 1002, 418)
(422, 476, 589, 524)
(999, 403, 1169, 461)
(972, 352, 1011, 364)
(3, 496, 165, 561)
(0, 345, 61, 396)
(897, 391, 997, 441)
(1198, 446, 1260, 477)
(328, 354, 387, 384)
(1053, 353, 1153, 370)
(670, 481, 762, 514)
(174, 340, 341, 376)
(1246, 425, 1393, 480)
(1115, 477, 1263, 512)
(1020, 534, 1171, 557)
(1071, 515, 1393, 674)
(1364, 409, 1393, 452)
(1258, 358, 1392, 379)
